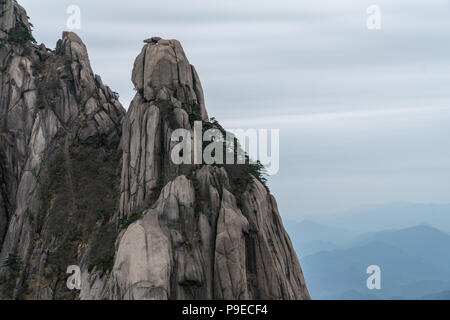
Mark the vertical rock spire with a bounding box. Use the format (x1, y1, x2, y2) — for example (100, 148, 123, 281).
(132, 37, 208, 120)
(120, 38, 209, 218)
(101, 37, 310, 300)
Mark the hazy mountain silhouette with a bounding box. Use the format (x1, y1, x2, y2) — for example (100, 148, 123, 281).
(285, 220, 356, 258)
(350, 225, 450, 270)
(421, 290, 450, 300)
(296, 224, 450, 299)
(326, 202, 450, 233)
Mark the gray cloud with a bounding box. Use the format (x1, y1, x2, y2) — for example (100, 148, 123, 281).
(20, 0, 450, 218)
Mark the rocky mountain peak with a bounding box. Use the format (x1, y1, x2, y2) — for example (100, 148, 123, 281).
(56, 31, 91, 64)
(0, 15, 125, 297)
(132, 36, 208, 120)
(103, 38, 310, 300)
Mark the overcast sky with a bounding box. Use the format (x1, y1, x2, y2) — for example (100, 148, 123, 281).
(20, 0, 450, 219)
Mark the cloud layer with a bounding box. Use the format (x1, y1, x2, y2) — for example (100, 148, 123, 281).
(21, 0, 450, 218)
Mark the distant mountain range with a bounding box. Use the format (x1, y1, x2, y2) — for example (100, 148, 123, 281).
(285, 220, 355, 258)
(286, 203, 450, 300)
(421, 290, 450, 300)
(324, 202, 450, 233)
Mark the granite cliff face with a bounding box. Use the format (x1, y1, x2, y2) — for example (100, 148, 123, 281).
(0, 1, 310, 300)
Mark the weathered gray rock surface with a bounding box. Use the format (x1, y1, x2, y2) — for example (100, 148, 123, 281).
(0, 0, 309, 300)
(0, 0, 30, 41)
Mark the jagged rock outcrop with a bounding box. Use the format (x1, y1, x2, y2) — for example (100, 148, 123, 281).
(81, 37, 309, 300)
(0, 0, 125, 299)
(0, 0, 309, 300)
(119, 38, 209, 218)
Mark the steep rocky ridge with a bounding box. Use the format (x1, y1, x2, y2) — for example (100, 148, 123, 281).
(0, 1, 309, 300)
(0, 0, 125, 299)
